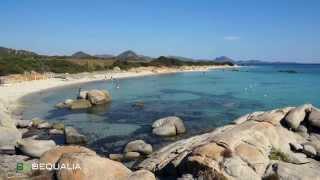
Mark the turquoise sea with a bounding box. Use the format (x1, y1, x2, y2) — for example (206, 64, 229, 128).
(21, 64, 320, 154)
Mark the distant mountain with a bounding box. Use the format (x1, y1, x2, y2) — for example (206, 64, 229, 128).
(0, 46, 38, 57)
(71, 51, 92, 58)
(94, 54, 115, 59)
(116, 50, 152, 61)
(214, 56, 235, 63)
(117, 50, 139, 60)
(167, 56, 195, 61)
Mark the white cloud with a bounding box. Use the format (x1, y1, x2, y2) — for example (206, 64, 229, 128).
(224, 36, 240, 41)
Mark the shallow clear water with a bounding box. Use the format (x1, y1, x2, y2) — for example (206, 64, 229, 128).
(21, 64, 320, 153)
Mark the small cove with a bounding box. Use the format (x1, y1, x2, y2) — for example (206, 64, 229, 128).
(20, 64, 320, 154)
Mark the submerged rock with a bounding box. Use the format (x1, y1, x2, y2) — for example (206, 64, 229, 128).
(152, 116, 186, 136)
(69, 99, 92, 110)
(64, 126, 87, 145)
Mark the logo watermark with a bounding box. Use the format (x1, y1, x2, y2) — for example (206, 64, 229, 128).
(17, 162, 81, 173)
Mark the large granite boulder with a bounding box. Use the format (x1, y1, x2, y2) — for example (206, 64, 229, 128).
(64, 126, 87, 145)
(128, 170, 156, 180)
(284, 104, 312, 130)
(124, 140, 153, 155)
(152, 116, 186, 136)
(17, 139, 56, 158)
(56, 153, 131, 180)
(40, 146, 96, 165)
(309, 108, 320, 129)
(87, 89, 112, 105)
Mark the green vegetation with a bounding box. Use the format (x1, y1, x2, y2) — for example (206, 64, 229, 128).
(269, 148, 290, 162)
(0, 55, 233, 76)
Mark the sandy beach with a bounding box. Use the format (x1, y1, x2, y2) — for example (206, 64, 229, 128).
(0, 65, 235, 112)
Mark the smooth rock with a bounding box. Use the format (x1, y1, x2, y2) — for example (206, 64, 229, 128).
(124, 140, 153, 155)
(152, 116, 186, 136)
(15, 120, 32, 128)
(152, 123, 176, 136)
(87, 89, 111, 105)
(69, 99, 92, 110)
(40, 146, 96, 165)
(287, 152, 310, 164)
(124, 152, 140, 160)
(109, 154, 124, 162)
(309, 108, 320, 128)
(285, 104, 312, 130)
(128, 170, 156, 180)
(302, 144, 317, 157)
(49, 129, 64, 135)
(56, 153, 131, 180)
(64, 127, 87, 145)
(17, 139, 56, 158)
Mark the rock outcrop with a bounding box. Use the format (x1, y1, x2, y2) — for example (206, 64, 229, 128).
(137, 104, 320, 179)
(56, 89, 111, 109)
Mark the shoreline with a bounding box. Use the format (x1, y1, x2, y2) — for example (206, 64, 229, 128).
(0, 65, 237, 116)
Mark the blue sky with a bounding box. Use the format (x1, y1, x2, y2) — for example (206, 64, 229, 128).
(0, 0, 319, 62)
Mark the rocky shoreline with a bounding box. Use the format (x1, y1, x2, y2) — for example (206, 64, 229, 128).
(1, 101, 320, 179)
